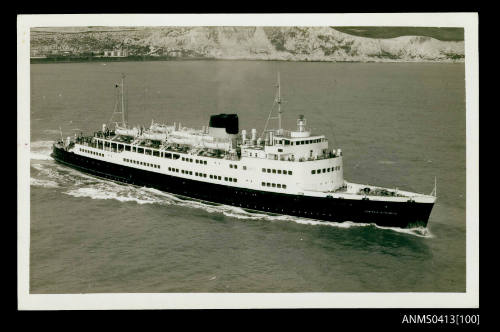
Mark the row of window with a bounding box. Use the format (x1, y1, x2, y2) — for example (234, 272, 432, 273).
(181, 156, 208, 165)
(311, 166, 341, 174)
(80, 148, 104, 157)
(262, 168, 293, 175)
(167, 167, 206, 179)
(277, 138, 323, 146)
(165, 167, 239, 183)
(261, 182, 287, 189)
(96, 141, 209, 163)
(124, 158, 161, 169)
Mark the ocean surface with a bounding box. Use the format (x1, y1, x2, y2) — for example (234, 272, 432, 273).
(29, 60, 466, 293)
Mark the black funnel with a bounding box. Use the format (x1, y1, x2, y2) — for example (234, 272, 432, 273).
(209, 114, 239, 134)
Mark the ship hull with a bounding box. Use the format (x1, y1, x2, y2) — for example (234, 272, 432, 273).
(51, 146, 434, 228)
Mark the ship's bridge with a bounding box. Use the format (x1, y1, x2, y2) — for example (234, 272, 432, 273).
(241, 115, 339, 162)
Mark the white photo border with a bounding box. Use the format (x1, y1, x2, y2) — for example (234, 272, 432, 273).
(17, 13, 479, 310)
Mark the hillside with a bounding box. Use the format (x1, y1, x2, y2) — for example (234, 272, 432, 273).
(30, 26, 465, 63)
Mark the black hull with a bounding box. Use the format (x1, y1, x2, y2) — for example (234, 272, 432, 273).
(51, 146, 434, 228)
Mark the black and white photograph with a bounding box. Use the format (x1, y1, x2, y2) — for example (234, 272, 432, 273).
(17, 13, 479, 310)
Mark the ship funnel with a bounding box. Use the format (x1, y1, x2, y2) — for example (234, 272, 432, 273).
(102, 123, 107, 132)
(269, 131, 274, 145)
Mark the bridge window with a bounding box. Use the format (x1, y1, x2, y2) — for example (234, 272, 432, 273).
(288, 171, 292, 175)
(312, 170, 316, 174)
(272, 169, 276, 174)
(262, 168, 266, 172)
(283, 184, 287, 189)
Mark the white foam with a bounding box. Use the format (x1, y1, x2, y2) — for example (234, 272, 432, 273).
(64, 182, 172, 206)
(374, 225, 434, 238)
(30, 177, 59, 188)
(30, 152, 53, 161)
(30, 140, 54, 160)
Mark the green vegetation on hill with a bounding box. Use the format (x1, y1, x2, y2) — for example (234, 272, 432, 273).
(332, 27, 464, 41)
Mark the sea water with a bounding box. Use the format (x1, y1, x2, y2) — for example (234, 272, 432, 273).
(29, 60, 465, 293)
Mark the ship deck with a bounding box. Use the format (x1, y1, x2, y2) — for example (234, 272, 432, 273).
(309, 181, 436, 204)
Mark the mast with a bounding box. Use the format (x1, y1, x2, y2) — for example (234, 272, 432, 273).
(260, 72, 284, 139)
(121, 73, 126, 128)
(277, 71, 282, 134)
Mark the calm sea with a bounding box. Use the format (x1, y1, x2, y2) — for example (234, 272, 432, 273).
(29, 60, 466, 293)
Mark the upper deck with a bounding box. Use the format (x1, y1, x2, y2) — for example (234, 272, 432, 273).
(83, 113, 341, 165)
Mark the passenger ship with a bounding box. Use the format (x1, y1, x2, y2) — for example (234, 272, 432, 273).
(52, 74, 436, 228)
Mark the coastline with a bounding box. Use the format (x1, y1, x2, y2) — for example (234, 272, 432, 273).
(30, 55, 465, 65)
